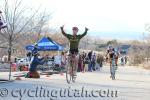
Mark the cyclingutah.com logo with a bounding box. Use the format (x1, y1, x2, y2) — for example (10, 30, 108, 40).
(0, 86, 118, 100)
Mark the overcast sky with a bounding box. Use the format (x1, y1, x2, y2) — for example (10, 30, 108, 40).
(2, 0, 150, 40)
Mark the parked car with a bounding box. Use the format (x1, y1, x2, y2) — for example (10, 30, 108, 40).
(16, 58, 30, 66)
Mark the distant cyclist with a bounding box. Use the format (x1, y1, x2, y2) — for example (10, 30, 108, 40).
(106, 46, 115, 66)
(60, 25, 89, 76)
(106, 45, 119, 79)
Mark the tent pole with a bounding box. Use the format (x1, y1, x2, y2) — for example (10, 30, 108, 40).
(57, 51, 59, 55)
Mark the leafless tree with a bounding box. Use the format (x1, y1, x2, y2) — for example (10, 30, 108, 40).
(0, 0, 52, 61)
(26, 10, 52, 41)
(79, 34, 93, 50)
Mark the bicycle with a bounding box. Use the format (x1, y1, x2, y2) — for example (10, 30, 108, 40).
(66, 54, 77, 84)
(110, 56, 116, 80)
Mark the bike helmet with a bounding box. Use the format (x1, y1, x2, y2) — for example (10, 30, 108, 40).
(31, 46, 39, 56)
(72, 27, 79, 31)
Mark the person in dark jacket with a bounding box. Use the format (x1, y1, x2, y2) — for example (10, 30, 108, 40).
(91, 53, 96, 71)
(88, 51, 93, 71)
(26, 52, 32, 61)
(26, 50, 46, 78)
(96, 54, 104, 71)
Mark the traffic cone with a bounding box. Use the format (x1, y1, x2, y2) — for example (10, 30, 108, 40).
(46, 74, 50, 77)
(15, 77, 22, 80)
(60, 72, 64, 76)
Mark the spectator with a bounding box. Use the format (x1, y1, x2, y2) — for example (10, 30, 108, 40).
(44, 54, 49, 66)
(88, 51, 92, 71)
(84, 54, 89, 72)
(61, 51, 67, 68)
(51, 56, 55, 61)
(121, 57, 124, 66)
(26, 52, 32, 61)
(124, 56, 127, 64)
(96, 54, 104, 71)
(91, 53, 96, 71)
(99, 54, 104, 70)
(78, 54, 84, 72)
(82, 52, 86, 72)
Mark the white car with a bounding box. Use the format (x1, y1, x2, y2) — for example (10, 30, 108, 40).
(16, 58, 30, 66)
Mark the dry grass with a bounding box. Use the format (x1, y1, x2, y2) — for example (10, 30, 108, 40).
(143, 62, 150, 70)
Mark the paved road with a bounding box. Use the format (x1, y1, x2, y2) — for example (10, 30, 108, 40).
(0, 66, 150, 100)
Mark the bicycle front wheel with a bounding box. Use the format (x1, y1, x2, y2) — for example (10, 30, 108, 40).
(72, 64, 76, 83)
(66, 62, 71, 84)
(110, 60, 116, 80)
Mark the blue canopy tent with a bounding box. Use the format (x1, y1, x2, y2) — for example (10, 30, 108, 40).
(25, 37, 64, 51)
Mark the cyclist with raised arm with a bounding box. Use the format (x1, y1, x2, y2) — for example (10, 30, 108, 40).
(60, 25, 88, 77)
